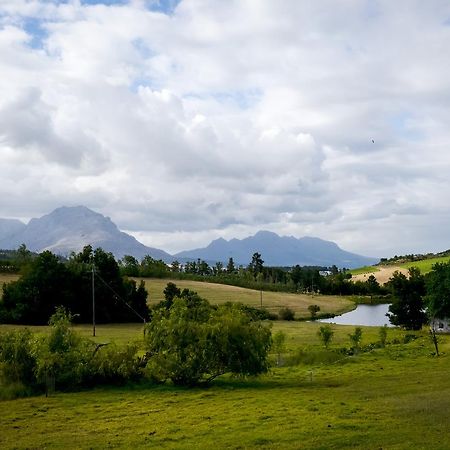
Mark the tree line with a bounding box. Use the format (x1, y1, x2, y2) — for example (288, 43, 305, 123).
(118, 251, 388, 297)
(0, 246, 148, 324)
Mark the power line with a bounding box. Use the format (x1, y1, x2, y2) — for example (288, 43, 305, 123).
(93, 270, 147, 322)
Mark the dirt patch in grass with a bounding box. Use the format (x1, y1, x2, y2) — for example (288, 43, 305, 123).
(351, 266, 408, 285)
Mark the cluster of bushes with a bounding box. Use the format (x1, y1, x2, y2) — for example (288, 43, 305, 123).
(1, 289, 273, 395)
(0, 308, 143, 398)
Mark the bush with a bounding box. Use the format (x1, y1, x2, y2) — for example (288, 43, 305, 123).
(88, 342, 142, 385)
(348, 327, 363, 352)
(144, 296, 272, 386)
(318, 325, 334, 349)
(279, 307, 295, 321)
(379, 325, 388, 348)
(34, 307, 93, 389)
(308, 304, 321, 319)
(0, 328, 37, 387)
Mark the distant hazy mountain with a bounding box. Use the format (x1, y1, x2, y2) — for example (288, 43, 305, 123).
(0, 219, 26, 242)
(175, 230, 378, 268)
(0, 206, 172, 261)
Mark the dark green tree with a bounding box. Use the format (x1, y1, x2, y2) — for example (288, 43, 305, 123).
(226, 257, 236, 274)
(424, 262, 450, 355)
(1, 251, 75, 324)
(248, 252, 264, 279)
(387, 268, 427, 330)
(119, 255, 139, 277)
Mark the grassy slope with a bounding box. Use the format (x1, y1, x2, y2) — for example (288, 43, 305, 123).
(1, 322, 449, 449)
(398, 255, 450, 274)
(138, 278, 354, 319)
(348, 265, 379, 275)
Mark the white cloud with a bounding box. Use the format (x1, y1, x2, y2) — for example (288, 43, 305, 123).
(1, 0, 450, 257)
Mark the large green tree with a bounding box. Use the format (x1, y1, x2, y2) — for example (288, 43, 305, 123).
(386, 268, 427, 330)
(425, 262, 450, 319)
(144, 290, 272, 386)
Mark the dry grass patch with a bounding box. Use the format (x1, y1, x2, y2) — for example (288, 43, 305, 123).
(137, 278, 354, 319)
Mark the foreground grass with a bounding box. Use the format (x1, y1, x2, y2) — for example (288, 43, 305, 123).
(0, 321, 449, 449)
(399, 255, 450, 274)
(138, 278, 354, 319)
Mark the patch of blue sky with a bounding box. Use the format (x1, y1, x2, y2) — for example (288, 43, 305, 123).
(132, 38, 156, 59)
(22, 17, 48, 49)
(146, 0, 181, 15)
(184, 89, 262, 110)
(389, 112, 424, 141)
(129, 75, 161, 93)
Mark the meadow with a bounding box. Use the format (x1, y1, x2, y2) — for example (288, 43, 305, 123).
(2, 274, 450, 448)
(348, 265, 379, 276)
(399, 255, 450, 274)
(137, 278, 355, 319)
(1, 321, 449, 449)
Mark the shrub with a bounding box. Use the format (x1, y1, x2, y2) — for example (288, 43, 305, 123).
(0, 328, 37, 387)
(379, 325, 388, 348)
(308, 304, 321, 319)
(88, 342, 142, 385)
(144, 297, 272, 386)
(279, 307, 295, 321)
(34, 307, 94, 389)
(348, 327, 363, 352)
(272, 331, 287, 366)
(318, 325, 334, 349)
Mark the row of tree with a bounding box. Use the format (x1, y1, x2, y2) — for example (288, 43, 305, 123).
(0, 246, 148, 324)
(118, 251, 385, 297)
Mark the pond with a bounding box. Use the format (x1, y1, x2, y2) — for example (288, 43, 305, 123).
(319, 303, 393, 327)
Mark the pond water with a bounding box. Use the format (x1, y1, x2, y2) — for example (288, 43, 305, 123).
(319, 303, 393, 327)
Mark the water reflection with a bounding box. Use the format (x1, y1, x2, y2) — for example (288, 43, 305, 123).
(319, 303, 393, 327)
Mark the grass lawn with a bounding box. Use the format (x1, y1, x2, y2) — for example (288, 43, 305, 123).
(1, 321, 449, 449)
(399, 256, 450, 274)
(137, 278, 355, 319)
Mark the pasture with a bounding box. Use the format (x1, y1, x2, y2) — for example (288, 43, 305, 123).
(399, 255, 450, 274)
(1, 321, 449, 449)
(348, 265, 379, 275)
(137, 278, 355, 319)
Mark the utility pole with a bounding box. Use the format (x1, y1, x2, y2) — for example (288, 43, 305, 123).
(92, 264, 96, 337)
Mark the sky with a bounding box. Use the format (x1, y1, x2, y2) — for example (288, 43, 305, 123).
(1, 0, 450, 258)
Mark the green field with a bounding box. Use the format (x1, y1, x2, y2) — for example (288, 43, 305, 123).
(1, 322, 449, 449)
(348, 266, 379, 276)
(138, 278, 355, 319)
(399, 256, 450, 274)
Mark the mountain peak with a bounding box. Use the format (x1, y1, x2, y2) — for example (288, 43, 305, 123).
(0, 206, 172, 261)
(176, 230, 377, 268)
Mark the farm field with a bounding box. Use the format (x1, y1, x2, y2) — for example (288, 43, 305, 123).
(398, 255, 450, 274)
(1, 321, 449, 449)
(137, 278, 355, 319)
(348, 265, 379, 275)
(350, 265, 409, 285)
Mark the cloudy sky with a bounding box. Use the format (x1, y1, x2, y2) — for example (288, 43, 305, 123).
(1, 0, 450, 258)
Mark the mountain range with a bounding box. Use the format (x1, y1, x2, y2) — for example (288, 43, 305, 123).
(174, 230, 377, 268)
(0, 206, 377, 268)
